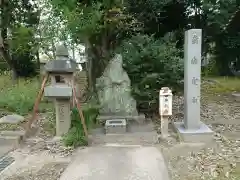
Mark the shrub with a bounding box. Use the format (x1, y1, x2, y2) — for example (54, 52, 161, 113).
(117, 34, 184, 113)
(62, 105, 99, 147)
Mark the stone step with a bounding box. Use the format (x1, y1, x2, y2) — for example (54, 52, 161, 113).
(0, 130, 25, 148)
(0, 135, 23, 147)
(0, 130, 25, 137)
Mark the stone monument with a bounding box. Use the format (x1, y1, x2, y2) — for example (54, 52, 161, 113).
(96, 54, 145, 132)
(44, 45, 77, 136)
(173, 29, 213, 143)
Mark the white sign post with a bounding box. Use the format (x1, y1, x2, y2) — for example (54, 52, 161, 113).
(159, 87, 172, 138)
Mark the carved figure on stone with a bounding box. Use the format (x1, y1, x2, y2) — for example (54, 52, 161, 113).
(96, 54, 138, 116)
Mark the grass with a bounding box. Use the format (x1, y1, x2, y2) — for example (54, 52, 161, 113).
(0, 73, 54, 132)
(0, 73, 99, 146)
(202, 76, 240, 94)
(0, 74, 53, 115)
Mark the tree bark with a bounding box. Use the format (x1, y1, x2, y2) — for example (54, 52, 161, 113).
(85, 39, 93, 91)
(0, 0, 17, 83)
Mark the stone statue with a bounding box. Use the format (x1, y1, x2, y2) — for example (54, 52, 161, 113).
(96, 54, 138, 116)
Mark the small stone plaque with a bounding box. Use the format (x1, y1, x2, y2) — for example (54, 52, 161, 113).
(105, 119, 127, 134)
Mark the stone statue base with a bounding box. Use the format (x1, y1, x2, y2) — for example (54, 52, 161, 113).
(97, 114, 145, 125)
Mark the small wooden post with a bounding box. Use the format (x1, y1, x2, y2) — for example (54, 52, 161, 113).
(159, 87, 172, 138)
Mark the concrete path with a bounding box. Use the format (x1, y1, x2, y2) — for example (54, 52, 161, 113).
(60, 145, 169, 180)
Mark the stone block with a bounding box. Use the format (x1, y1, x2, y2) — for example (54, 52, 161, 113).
(0, 130, 25, 137)
(44, 84, 72, 98)
(0, 135, 23, 147)
(0, 114, 24, 124)
(105, 119, 127, 134)
(232, 93, 240, 101)
(173, 121, 214, 143)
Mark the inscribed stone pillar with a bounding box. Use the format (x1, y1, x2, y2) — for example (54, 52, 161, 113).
(184, 29, 202, 130)
(173, 29, 213, 143)
(55, 99, 71, 136)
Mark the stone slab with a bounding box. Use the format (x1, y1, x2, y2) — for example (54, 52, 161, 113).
(0, 135, 22, 147)
(0, 115, 24, 124)
(97, 114, 145, 124)
(0, 131, 25, 137)
(105, 119, 127, 134)
(60, 146, 169, 180)
(173, 121, 214, 143)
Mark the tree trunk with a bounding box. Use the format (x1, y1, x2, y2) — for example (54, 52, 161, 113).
(0, 0, 17, 83)
(85, 40, 93, 91)
(36, 51, 40, 71)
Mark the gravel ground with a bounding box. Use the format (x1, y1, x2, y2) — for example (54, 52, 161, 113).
(159, 90, 240, 180)
(2, 81, 240, 180)
(0, 136, 74, 180)
(0, 112, 75, 180)
(4, 162, 68, 180)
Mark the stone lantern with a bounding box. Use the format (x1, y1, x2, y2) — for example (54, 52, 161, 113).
(44, 45, 77, 136)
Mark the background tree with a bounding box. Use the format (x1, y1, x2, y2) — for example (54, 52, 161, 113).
(0, 0, 40, 79)
(50, 0, 140, 89)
